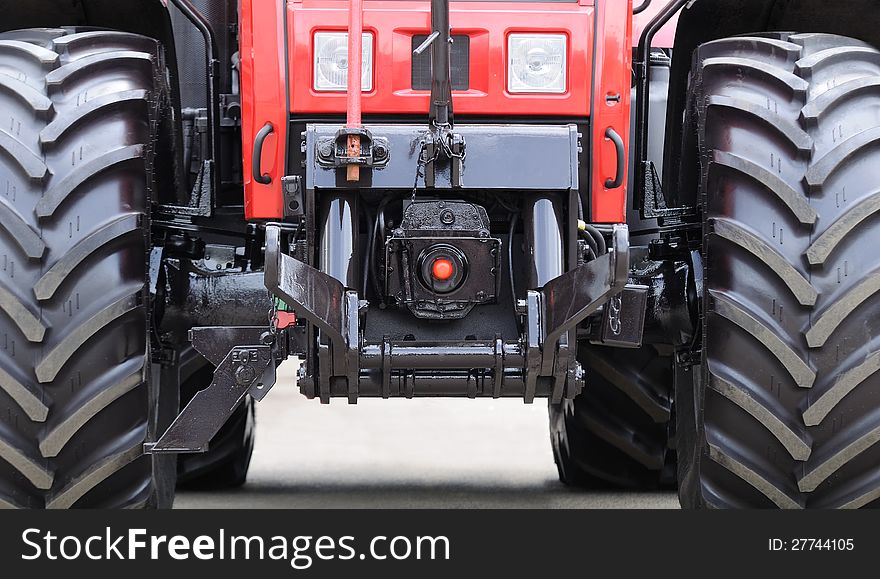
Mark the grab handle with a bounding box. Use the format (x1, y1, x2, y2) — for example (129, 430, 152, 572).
(253, 122, 274, 185)
(604, 127, 625, 189)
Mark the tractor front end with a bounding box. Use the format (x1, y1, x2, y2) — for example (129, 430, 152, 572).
(168, 0, 635, 405)
(148, 0, 695, 494)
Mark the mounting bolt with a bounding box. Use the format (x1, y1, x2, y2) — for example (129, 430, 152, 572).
(374, 141, 388, 160)
(440, 209, 455, 225)
(235, 364, 257, 386)
(318, 142, 333, 159)
(571, 362, 585, 395)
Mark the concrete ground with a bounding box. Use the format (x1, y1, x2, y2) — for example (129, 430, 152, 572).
(176, 362, 680, 509)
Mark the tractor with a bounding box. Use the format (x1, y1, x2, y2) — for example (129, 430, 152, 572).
(0, 0, 879, 509)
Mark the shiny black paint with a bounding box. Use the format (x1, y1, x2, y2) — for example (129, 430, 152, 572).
(264, 222, 629, 401)
(319, 193, 359, 287)
(524, 195, 565, 288)
(162, 268, 274, 344)
(149, 326, 277, 454)
(385, 201, 500, 320)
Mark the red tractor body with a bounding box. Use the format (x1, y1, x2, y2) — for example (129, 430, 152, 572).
(241, 0, 632, 222)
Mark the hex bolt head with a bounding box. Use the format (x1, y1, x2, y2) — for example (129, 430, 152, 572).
(440, 209, 455, 225)
(374, 142, 388, 159)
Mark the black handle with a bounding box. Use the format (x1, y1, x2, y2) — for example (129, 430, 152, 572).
(253, 122, 274, 185)
(604, 127, 625, 189)
(633, 0, 652, 14)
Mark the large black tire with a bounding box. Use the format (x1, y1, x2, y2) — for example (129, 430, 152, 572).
(0, 28, 176, 508)
(680, 32, 880, 508)
(550, 344, 675, 489)
(176, 352, 255, 489)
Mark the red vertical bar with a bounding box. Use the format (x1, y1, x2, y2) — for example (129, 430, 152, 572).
(346, 0, 364, 181)
(346, 0, 363, 126)
(241, 0, 286, 219)
(591, 0, 633, 223)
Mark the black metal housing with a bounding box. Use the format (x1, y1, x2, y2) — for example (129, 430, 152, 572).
(265, 221, 629, 402)
(385, 201, 501, 320)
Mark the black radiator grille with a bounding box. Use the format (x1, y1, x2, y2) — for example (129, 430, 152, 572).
(411, 35, 470, 91)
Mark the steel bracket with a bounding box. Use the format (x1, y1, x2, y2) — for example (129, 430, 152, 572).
(640, 161, 693, 220)
(156, 159, 214, 218)
(316, 127, 389, 170)
(262, 224, 627, 403)
(264, 225, 360, 401)
(596, 284, 650, 348)
(424, 125, 465, 188)
(526, 224, 629, 402)
(146, 326, 277, 454)
(281, 175, 304, 218)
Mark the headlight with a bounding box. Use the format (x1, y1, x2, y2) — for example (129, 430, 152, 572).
(314, 32, 373, 92)
(507, 33, 566, 94)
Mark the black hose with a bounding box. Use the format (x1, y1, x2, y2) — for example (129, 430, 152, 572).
(369, 206, 384, 299)
(372, 206, 387, 297)
(585, 224, 607, 255)
(579, 228, 599, 257)
(369, 196, 399, 299)
(362, 206, 375, 297)
(584, 245, 597, 263)
(508, 212, 519, 313)
(576, 190, 584, 221)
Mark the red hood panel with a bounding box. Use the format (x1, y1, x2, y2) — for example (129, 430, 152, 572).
(287, 0, 594, 117)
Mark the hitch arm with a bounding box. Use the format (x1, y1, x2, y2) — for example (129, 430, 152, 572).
(523, 224, 629, 399)
(264, 225, 360, 401)
(147, 327, 277, 454)
(539, 224, 629, 350)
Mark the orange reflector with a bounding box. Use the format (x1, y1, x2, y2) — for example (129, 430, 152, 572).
(432, 258, 455, 281)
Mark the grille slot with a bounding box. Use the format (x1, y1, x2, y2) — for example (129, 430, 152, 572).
(411, 34, 470, 91)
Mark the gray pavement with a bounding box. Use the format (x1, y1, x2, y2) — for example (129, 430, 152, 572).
(175, 362, 679, 509)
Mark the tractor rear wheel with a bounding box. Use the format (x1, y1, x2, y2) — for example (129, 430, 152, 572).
(550, 344, 675, 489)
(0, 28, 176, 508)
(679, 32, 880, 508)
